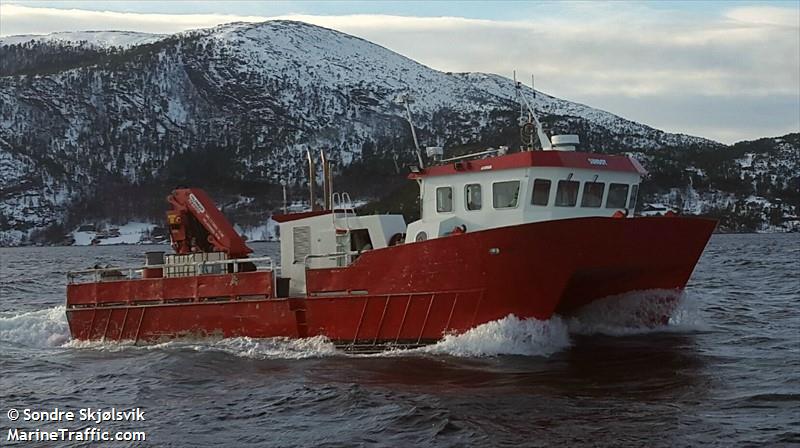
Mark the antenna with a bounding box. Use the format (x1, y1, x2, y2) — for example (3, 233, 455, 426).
(397, 93, 425, 168)
(531, 74, 536, 99)
(514, 70, 523, 122)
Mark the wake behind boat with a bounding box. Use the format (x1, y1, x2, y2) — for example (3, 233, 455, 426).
(65, 85, 716, 351)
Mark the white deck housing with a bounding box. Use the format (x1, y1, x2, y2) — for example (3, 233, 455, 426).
(405, 165, 641, 243)
(278, 212, 406, 295)
(276, 148, 645, 294)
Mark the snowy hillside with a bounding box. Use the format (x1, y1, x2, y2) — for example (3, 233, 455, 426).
(0, 30, 166, 49)
(638, 134, 799, 232)
(0, 20, 794, 244)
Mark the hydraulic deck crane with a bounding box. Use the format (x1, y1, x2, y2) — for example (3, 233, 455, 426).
(165, 188, 253, 259)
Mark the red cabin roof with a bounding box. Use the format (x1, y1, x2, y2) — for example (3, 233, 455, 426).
(272, 210, 332, 223)
(408, 150, 647, 179)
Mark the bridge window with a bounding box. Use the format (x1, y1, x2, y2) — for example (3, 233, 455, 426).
(436, 186, 453, 213)
(531, 179, 551, 206)
(629, 184, 639, 211)
(465, 184, 482, 211)
(606, 183, 629, 208)
(581, 182, 605, 207)
(493, 181, 520, 209)
(555, 180, 579, 207)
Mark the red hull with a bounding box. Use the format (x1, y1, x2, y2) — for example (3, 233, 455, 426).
(66, 216, 716, 347)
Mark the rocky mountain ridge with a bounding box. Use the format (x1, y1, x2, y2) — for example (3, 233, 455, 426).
(0, 21, 796, 245)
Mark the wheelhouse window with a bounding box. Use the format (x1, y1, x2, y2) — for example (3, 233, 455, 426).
(581, 182, 605, 208)
(436, 186, 453, 213)
(465, 184, 482, 211)
(493, 181, 520, 209)
(531, 179, 551, 206)
(606, 183, 629, 209)
(555, 180, 579, 207)
(628, 184, 639, 211)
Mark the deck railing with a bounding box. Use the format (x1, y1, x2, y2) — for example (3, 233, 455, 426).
(303, 252, 361, 269)
(67, 256, 274, 284)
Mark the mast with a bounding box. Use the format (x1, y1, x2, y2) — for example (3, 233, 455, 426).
(515, 73, 552, 151)
(398, 93, 425, 168)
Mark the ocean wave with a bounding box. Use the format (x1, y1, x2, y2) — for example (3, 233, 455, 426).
(566, 289, 705, 336)
(155, 335, 339, 359)
(0, 306, 70, 347)
(419, 314, 572, 357)
(65, 334, 339, 360)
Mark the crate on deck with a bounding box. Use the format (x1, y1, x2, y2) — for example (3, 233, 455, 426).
(164, 252, 229, 278)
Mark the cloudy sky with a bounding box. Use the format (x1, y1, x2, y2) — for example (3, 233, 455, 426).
(1, 1, 798, 144)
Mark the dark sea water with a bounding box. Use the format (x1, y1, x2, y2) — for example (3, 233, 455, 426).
(1, 233, 798, 447)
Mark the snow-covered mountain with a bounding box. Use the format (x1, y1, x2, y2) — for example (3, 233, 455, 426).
(0, 21, 795, 244)
(640, 133, 799, 232)
(0, 30, 166, 49)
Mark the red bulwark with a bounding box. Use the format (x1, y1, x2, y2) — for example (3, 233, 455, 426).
(409, 151, 647, 179)
(65, 271, 290, 341)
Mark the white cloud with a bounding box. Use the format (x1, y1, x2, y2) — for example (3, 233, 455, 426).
(726, 6, 800, 27)
(0, 3, 798, 143)
(0, 4, 265, 35)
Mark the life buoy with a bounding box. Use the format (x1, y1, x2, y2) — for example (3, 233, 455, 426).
(450, 224, 467, 235)
(521, 122, 535, 141)
(388, 233, 405, 246)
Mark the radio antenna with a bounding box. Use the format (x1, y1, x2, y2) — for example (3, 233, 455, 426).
(514, 70, 524, 122)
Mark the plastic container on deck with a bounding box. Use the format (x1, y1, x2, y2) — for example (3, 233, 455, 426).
(276, 277, 290, 298)
(143, 251, 165, 279)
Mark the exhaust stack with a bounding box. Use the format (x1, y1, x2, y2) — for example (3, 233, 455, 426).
(321, 149, 331, 210)
(326, 159, 334, 210)
(306, 149, 317, 211)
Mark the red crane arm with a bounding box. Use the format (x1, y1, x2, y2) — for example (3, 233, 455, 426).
(165, 188, 253, 259)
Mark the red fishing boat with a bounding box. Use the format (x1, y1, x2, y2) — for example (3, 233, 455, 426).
(65, 90, 716, 351)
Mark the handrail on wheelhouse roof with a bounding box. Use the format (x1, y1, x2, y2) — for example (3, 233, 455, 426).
(408, 150, 647, 179)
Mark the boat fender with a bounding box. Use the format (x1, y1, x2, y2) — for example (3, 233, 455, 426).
(665, 210, 677, 217)
(611, 210, 626, 219)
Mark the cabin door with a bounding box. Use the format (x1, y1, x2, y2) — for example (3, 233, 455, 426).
(335, 233, 350, 267)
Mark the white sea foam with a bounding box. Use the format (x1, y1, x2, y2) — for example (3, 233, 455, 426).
(566, 289, 705, 336)
(419, 314, 572, 357)
(158, 336, 339, 359)
(66, 334, 339, 359)
(0, 306, 70, 347)
(0, 306, 335, 359)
